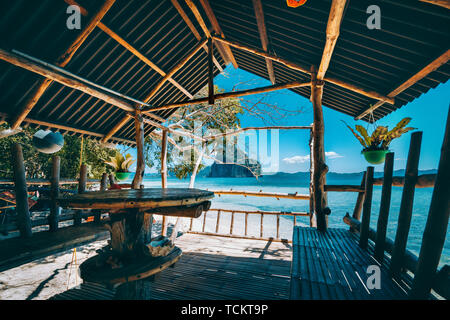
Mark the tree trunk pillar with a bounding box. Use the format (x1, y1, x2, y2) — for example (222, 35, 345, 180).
(310, 65, 328, 232)
(132, 110, 145, 190)
(49, 155, 61, 231)
(11, 143, 32, 238)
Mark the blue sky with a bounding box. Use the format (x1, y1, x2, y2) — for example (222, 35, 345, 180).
(213, 65, 450, 173)
(125, 65, 449, 174)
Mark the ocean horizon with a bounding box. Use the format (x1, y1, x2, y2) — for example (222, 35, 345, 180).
(139, 174, 449, 268)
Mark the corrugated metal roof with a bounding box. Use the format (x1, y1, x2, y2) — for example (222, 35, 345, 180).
(0, 0, 449, 145)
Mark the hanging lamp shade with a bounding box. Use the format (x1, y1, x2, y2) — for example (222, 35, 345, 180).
(32, 129, 64, 154)
(287, 0, 307, 8)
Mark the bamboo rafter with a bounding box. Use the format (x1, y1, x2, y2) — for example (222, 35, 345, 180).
(10, 0, 116, 130)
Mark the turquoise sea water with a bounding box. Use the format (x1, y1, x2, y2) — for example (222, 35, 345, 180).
(140, 176, 449, 267)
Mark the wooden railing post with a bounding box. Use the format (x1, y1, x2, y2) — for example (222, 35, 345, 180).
(260, 214, 264, 237)
(351, 171, 366, 232)
(410, 112, 449, 299)
(374, 152, 394, 262)
(230, 211, 234, 235)
(49, 155, 60, 231)
(391, 132, 423, 276)
(215, 210, 221, 234)
(75, 164, 87, 226)
(11, 144, 32, 238)
(359, 166, 374, 249)
(276, 214, 280, 239)
(94, 172, 108, 223)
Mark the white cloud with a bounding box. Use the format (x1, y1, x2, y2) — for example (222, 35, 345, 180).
(325, 151, 344, 159)
(283, 151, 343, 164)
(282, 155, 310, 164)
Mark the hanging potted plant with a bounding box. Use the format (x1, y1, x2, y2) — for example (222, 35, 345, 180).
(343, 117, 416, 165)
(105, 152, 135, 181)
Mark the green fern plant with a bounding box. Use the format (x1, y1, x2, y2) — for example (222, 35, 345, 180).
(343, 117, 416, 152)
(105, 152, 135, 173)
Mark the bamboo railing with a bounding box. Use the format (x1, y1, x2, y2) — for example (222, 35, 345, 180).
(187, 208, 309, 242)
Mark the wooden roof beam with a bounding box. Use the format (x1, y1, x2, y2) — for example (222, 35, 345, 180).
(143, 80, 310, 113)
(100, 39, 207, 143)
(170, 0, 222, 72)
(212, 36, 394, 104)
(199, 0, 238, 69)
(185, 0, 238, 69)
(10, 0, 116, 130)
(0, 48, 140, 112)
(317, 0, 347, 80)
(0, 112, 134, 145)
(97, 23, 193, 99)
(252, 0, 275, 84)
(356, 49, 450, 120)
(67, 0, 194, 99)
(419, 0, 450, 9)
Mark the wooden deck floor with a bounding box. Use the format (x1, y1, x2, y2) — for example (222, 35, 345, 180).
(290, 227, 410, 300)
(51, 233, 292, 300)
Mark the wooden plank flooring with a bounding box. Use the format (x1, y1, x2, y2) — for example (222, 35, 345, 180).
(290, 227, 409, 300)
(51, 234, 292, 300)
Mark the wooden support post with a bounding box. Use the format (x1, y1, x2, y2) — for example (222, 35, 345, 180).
(310, 65, 328, 232)
(309, 128, 315, 227)
(352, 171, 366, 223)
(75, 164, 87, 226)
(359, 166, 374, 249)
(208, 38, 215, 105)
(160, 129, 168, 236)
(374, 152, 395, 261)
(49, 155, 60, 231)
(161, 130, 168, 189)
(11, 144, 32, 238)
(132, 111, 145, 190)
(391, 132, 423, 276)
(410, 109, 450, 299)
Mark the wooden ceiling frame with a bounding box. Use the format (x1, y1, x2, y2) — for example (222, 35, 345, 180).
(252, 0, 275, 84)
(10, 0, 116, 130)
(356, 49, 450, 120)
(170, 0, 223, 72)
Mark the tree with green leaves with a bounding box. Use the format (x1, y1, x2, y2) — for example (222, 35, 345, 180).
(0, 124, 117, 180)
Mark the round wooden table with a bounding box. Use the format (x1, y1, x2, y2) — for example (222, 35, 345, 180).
(57, 188, 214, 299)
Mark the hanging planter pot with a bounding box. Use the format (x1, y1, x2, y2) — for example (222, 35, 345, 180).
(362, 149, 389, 165)
(115, 172, 131, 181)
(343, 117, 417, 166)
